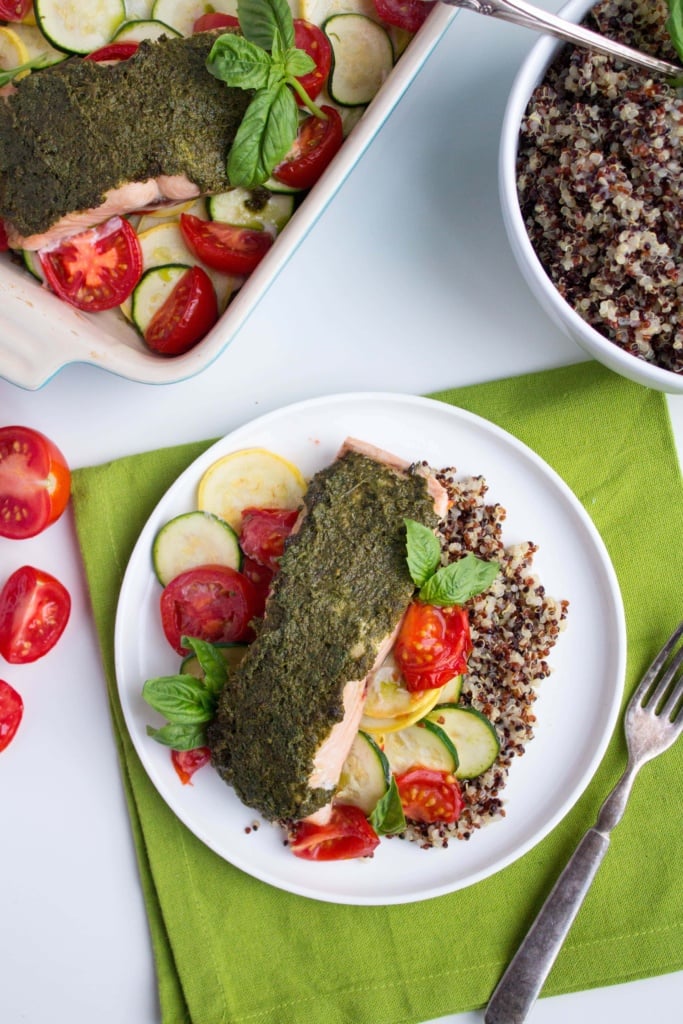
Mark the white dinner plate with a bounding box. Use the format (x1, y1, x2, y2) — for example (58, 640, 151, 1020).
(114, 392, 626, 905)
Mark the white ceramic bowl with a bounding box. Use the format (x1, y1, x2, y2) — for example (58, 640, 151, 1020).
(0, 5, 457, 391)
(499, 0, 683, 394)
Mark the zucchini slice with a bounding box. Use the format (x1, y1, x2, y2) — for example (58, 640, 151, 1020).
(335, 731, 390, 814)
(363, 651, 444, 723)
(22, 249, 44, 282)
(152, 510, 242, 585)
(382, 720, 458, 776)
(131, 262, 191, 336)
(207, 188, 295, 235)
(112, 18, 181, 42)
(35, 0, 126, 54)
(324, 13, 393, 107)
(197, 448, 306, 532)
(437, 674, 463, 704)
(151, 0, 237, 36)
(425, 705, 500, 780)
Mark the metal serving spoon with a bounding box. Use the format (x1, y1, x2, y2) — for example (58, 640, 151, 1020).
(441, 0, 683, 80)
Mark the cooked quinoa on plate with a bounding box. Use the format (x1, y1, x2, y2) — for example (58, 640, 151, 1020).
(516, 0, 683, 374)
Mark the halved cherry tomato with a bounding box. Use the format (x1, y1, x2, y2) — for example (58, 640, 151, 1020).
(144, 265, 218, 356)
(0, 0, 31, 21)
(293, 20, 332, 103)
(39, 216, 142, 312)
(85, 41, 139, 61)
(0, 426, 71, 540)
(192, 12, 239, 31)
(241, 556, 274, 618)
(171, 746, 211, 784)
(239, 507, 299, 572)
(373, 0, 436, 32)
(0, 566, 71, 665)
(0, 220, 9, 252)
(160, 564, 259, 655)
(272, 106, 343, 191)
(0, 680, 23, 753)
(289, 804, 380, 861)
(394, 602, 472, 691)
(179, 214, 273, 276)
(395, 768, 463, 824)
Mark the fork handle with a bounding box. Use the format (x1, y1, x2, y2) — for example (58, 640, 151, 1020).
(484, 827, 610, 1023)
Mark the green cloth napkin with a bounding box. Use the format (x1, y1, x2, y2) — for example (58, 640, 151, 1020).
(71, 361, 683, 1024)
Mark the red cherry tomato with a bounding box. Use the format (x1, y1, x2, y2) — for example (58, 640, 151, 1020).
(394, 603, 472, 691)
(289, 804, 380, 861)
(272, 106, 343, 191)
(373, 0, 436, 32)
(0, 426, 71, 540)
(0, 0, 31, 21)
(144, 265, 218, 356)
(395, 768, 463, 824)
(293, 19, 332, 103)
(241, 556, 274, 618)
(171, 746, 211, 784)
(159, 564, 259, 655)
(0, 220, 9, 252)
(85, 41, 139, 61)
(0, 680, 23, 753)
(239, 507, 299, 572)
(179, 214, 273, 276)
(39, 216, 142, 312)
(0, 566, 71, 665)
(192, 12, 239, 30)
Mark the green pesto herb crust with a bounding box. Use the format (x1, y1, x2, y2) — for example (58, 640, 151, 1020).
(0, 32, 252, 237)
(208, 450, 439, 822)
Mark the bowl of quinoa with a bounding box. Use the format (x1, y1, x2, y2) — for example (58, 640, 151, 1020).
(499, 0, 683, 393)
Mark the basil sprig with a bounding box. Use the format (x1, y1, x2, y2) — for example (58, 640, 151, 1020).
(405, 519, 500, 606)
(369, 775, 406, 835)
(143, 636, 229, 751)
(207, 0, 327, 187)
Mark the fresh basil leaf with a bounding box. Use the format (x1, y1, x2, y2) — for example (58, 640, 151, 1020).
(142, 675, 215, 724)
(238, 0, 295, 51)
(420, 552, 500, 606)
(369, 776, 406, 835)
(667, 0, 683, 59)
(405, 518, 441, 588)
(283, 46, 316, 78)
(228, 83, 298, 187)
(207, 33, 273, 90)
(182, 636, 229, 697)
(146, 722, 207, 751)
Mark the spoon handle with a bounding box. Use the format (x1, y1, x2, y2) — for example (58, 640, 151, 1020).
(447, 0, 683, 80)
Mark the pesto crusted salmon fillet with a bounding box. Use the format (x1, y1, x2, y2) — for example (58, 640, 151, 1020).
(0, 32, 251, 250)
(207, 439, 448, 823)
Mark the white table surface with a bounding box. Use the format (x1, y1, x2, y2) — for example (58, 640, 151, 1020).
(1, 5, 681, 1023)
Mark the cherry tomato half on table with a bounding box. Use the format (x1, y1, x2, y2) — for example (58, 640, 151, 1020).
(0, 0, 32, 21)
(160, 564, 259, 655)
(272, 106, 343, 191)
(171, 746, 211, 785)
(180, 214, 273, 276)
(0, 425, 71, 540)
(0, 566, 71, 665)
(395, 768, 463, 824)
(0, 680, 23, 753)
(293, 20, 332, 102)
(289, 804, 380, 861)
(39, 216, 142, 312)
(144, 265, 218, 356)
(239, 507, 299, 572)
(394, 602, 472, 691)
(373, 0, 436, 32)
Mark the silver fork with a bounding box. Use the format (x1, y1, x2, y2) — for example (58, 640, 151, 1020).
(485, 620, 683, 1024)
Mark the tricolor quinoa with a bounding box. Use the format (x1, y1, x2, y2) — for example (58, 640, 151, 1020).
(397, 469, 568, 847)
(516, 0, 682, 374)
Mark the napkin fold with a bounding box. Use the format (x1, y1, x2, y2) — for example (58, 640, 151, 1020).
(71, 361, 683, 1024)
